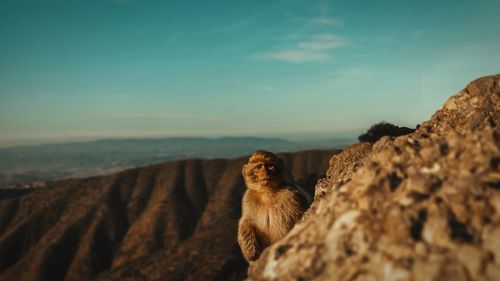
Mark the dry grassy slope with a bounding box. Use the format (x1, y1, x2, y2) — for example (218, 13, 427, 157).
(0, 149, 336, 281)
(249, 75, 500, 281)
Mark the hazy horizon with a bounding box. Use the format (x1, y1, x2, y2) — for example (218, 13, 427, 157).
(0, 129, 361, 148)
(1, 0, 499, 146)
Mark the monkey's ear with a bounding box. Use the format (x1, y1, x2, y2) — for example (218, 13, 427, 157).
(242, 164, 249, 176)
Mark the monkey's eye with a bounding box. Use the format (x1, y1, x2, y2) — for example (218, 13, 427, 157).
(254, 164, 263, 170)
(265, 164, 275, 170)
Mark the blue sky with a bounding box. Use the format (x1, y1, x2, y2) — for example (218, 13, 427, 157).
(1, 0, 499, 146)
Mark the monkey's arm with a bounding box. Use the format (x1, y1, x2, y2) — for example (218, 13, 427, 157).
(297, 190, 311, 212)
(238, 219, 261, 262)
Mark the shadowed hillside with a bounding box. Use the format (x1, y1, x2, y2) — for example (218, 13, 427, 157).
(0, 149, 335, 281)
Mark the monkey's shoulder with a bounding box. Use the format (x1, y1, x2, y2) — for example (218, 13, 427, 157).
(274, 185, 311, 213)
(275, 185, 307, 201)
(243, 185, 307, 207)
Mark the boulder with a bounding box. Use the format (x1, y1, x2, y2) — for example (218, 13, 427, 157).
(249, 75, 500, 281)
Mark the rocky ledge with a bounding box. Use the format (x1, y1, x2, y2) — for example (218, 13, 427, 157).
(249, 75, 500, 281)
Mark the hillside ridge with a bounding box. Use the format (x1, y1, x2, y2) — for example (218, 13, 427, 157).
(0, 149, 336, 281)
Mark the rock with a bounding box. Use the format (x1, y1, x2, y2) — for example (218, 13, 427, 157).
(248, 75, 500, 281)
(314, 142, 372, 199)
(358, 122, 416, 143)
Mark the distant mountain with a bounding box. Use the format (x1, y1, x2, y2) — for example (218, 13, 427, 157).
(0, 149, 336, 281)
(0, 137, 316, 185)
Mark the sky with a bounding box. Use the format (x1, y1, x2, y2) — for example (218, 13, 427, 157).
(1, 0, 499, 147)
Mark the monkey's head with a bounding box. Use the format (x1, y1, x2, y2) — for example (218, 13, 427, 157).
(242, 150, 286, 191)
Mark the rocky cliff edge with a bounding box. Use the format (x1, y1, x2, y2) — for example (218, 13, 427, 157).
(249, 75, 500, 281)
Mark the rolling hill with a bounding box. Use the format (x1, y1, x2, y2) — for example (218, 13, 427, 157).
(0, 149, 336, 281)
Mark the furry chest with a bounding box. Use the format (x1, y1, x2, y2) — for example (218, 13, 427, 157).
(253, 203, 289, 242)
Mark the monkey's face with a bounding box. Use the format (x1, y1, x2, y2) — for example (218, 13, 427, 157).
(242, 151, 285, 190)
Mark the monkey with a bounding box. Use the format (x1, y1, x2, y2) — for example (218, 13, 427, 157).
(238, 150, 310, 262)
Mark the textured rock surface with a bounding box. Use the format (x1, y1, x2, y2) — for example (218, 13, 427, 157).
(249, 75, 500, 281)
(0, 150, 335, 281)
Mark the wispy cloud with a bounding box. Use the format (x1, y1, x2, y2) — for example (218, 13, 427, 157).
(298, 34, 349, 50)
(410, 29, 427, 39)
(104, 113, 179, 119)
(97, 112, 224, 123)
(211, 18, 249, 34)
(332, 67, 383, 80)
(278, 33, 302, 41)
(262, 85, 276, 93)
(258, 49, 331, 63)
(327, 67, 384, 88)
(107, 0, 134, 3)
(255, 33, 350, 63)
(297, 16, 345, 27)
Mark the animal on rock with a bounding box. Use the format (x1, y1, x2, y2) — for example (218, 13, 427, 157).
(238, 150, 309, 262)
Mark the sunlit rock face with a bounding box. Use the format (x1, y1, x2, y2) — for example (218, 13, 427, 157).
(249, 75, 500, 281)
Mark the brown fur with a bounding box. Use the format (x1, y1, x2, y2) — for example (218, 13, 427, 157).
(238, 150, 309, 262)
